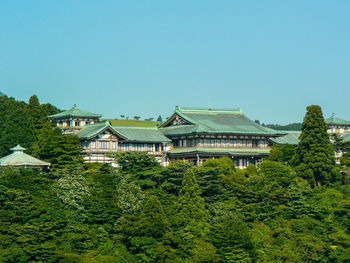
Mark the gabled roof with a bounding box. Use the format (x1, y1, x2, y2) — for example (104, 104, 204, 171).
(48, 105, 102, 119)
(76, 122, 171, 143)
(114, 126, 171, 143)
(326, 113, 350, 126)
(0, 145, 50, 167)
(269, 130, 301, 145)
(76, 122, 126, 140)
(159, 106, 285, 137)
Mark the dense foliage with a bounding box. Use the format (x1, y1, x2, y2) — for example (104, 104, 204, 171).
(0, 156, 349, 262)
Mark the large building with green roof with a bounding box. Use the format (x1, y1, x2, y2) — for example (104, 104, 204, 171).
(159, 106, 285, 167)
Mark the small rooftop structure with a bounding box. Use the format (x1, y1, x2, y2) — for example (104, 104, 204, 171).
(48, 105, 102, 134)
(0, 145, 50, 169)
(326, 113, 350, 126)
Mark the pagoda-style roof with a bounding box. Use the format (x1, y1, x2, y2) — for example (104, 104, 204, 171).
(326, 113, 350, 126)
(76, 122, 171, 143)
(0, 145, 50, 168)
(269, 130, 301, 145)
(159, 106, 285, 137)
(48, 104, 102, 119)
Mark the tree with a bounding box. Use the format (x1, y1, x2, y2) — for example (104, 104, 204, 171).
(176, 169, 210, 238)
(157, 115, 163, 122)
(268, 144, 295, 164)
(291, 105, 341, 187)
(27, 95, 46, 132)
(120, 115, 125, 119)
(49, 133, 83, 168)
(134, 116, 141, 120)
(197, 157, 234, 203)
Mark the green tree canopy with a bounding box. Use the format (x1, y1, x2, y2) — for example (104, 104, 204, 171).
(291, 105, 341, 187)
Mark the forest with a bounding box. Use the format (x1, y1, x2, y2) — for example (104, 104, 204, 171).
(0, 94, 349, 262)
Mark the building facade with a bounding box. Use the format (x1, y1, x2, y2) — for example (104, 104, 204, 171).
(159, 107, 285, 168)
(49, 105, 288, 168)
(48, 105, 102, 134)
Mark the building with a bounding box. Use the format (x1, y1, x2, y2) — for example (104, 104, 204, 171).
(50, 106, 350, 168)
(76, 121, 172, 165)
(326, 113, 350, 135)
(158, 107, 285, 168)
(49, 106, 287, 168)
(0, 145, 50, 169)
(48, 105, 102, 134)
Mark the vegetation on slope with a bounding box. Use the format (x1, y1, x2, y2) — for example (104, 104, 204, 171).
(102, 119, 161, 127)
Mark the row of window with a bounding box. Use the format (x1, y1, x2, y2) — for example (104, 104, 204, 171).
(58, 121, 91, 127)
(179, 138, 266, 148)
(119, 143, 161, 152)
(84, 141, 162, 152)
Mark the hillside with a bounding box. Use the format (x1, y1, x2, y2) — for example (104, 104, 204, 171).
(103, 119, 161, 127)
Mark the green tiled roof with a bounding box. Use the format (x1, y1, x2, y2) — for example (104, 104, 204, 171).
(326, 113, 350, 126)
(168, 147, 270, 156)
(160, 106, 285, 136)
(48, 105, 102, 119)
(76, 122, 126, 140)
(270, 130, 301, 145)
(0, 145, 50, 167)
(342, 131, 350, 143)
(76, 122, 171, 142)
(114, 126, 171, 143)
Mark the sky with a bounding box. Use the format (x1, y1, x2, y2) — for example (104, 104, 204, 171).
(1, 0, 349, 124)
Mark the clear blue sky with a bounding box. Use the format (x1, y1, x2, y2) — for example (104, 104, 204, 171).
(1, 1, 349, 124)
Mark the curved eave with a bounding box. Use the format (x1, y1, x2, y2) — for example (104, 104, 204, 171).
(163, 131, 286, 137)
(48, 114, 102, 119)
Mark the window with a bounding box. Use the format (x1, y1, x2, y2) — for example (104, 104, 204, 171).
(208, 139, 215, 146)
(99, 141, 109, 149)
(112, 141, 116, 150)
(91, 141, 96, 149)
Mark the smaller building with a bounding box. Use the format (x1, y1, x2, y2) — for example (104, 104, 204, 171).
(76, 121, 172, 166)
(48, 104, 102, 134)
(0, 145, 50, 169)
(326, 113, 350, 135)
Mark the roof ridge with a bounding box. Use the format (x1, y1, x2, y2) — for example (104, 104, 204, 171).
(113, 126, 158, 129)
(176, 106, 243, 114)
